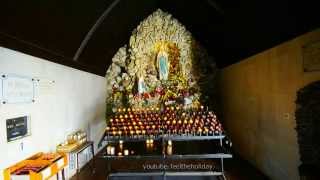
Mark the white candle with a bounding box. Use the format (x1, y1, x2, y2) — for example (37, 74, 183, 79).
(107, 146, 111, 155)
(124, 149, 129, 156)
(110, 146, 115, 155)
(167, 145, 172, 155)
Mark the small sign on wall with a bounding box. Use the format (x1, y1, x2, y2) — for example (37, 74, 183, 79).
(1, 74, 35, 104)
(0, 78, 2, 102)
(6, 116, 31, 142)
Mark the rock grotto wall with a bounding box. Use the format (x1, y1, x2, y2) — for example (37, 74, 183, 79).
(105, 9, 218, 116)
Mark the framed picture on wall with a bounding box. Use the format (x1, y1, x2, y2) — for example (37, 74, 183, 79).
(1, 74, 35, 104)
(302, 40, 320, 72)
(6, 116, 31, 142)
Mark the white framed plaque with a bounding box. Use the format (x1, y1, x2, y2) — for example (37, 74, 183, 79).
(2, 74, 35, 104)
(0, 76, 2, 102)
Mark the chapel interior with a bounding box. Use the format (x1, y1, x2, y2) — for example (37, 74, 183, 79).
(1, 0, 320, 180)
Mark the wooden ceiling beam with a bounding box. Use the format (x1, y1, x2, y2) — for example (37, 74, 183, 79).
(73, 0, 122, 61)
(206, 0, 224, 15)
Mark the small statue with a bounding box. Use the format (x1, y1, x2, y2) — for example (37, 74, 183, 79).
(157, 50, 169, 81)
(138, 76, 147, 94)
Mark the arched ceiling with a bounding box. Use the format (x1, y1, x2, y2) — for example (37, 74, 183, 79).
(0, 0, 319, 76)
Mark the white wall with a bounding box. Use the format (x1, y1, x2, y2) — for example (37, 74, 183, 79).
(0, 47, 107, 179)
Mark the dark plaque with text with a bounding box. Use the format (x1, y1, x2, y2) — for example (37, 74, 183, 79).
(6, 116, 29, 142)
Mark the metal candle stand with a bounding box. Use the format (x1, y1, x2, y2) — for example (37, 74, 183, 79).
(99, 107, 232, 180)
(98, 131, 232, 180)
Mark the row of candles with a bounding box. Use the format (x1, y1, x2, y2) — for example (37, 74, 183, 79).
(108, 118, 220, 129)
(106, 140, 135, 156)
(106, 126, 222, 136)
(106, 106, 223, 137)
(110, 106, 215, 123)
(110, 113, 217, 125)
(145, 139, 173, 155)
(106, 139, 173, 156)
(114, 105, 208, 114)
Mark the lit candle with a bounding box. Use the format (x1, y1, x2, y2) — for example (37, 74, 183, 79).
(107, 146, 111, 155)
(124, 149, 129, 156)
(110, 146, 115, 155)
(112, 131, 117, 136)
(118, 152, 123, 156)
(167, 145, 172, 155)
(168, 140, 172, 146)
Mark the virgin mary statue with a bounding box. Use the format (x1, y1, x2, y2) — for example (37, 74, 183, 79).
(157, 51, 169, 81)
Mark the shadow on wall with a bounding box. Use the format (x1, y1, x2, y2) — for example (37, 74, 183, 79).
(295, 80, 320, 179)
